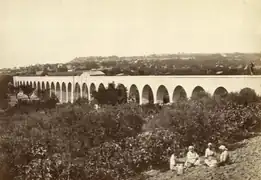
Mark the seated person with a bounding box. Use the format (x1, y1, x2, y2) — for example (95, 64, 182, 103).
(218, 145, 230, 166)
(184, 146, 200, 168)
(204, 143, 218, 167)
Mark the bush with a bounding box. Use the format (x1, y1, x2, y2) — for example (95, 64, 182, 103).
(93, 82, 128, 105)
(0, 90, 261, 180)
(225, 88, 260, 106)
(144, 100, 261, 154)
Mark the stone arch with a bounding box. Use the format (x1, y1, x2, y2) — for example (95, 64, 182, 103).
(117, 83, 128, 104)
(90, 83, 96, 100)
(156, 85, 170, 104)
(98, 83, 106, 92)
(82, 83, 88, 99)
(42, 82, 45, 90)
(56, 82, 61, 101)
(50, 82, 55, 97)
(172, 85, 187, 102)
(46, 82, 50, 98)
(61, 82, 67, 103)
(37, 82, 41, 89)
(129, 84, 140, 104)
(142, 84, 154, 104)
(46, 82, 50, 91)
(74, 83, 81, 101)
(26, 81, 29, 86)
(192, 86, 205, 98)
(214, 86, 228, 97)
(29, 81, 33, 87)
(68, 82, 72, 103)
(33, 82, 37, 88)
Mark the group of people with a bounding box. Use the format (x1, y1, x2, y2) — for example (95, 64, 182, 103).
(170, 143, 230, 173)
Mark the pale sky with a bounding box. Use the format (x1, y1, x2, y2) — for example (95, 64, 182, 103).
(0, 0, 261, 68)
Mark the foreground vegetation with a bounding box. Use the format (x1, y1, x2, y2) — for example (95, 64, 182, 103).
(0, 88, 260, 180)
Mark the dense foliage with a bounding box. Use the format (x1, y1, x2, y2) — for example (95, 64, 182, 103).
(92, 83, 128, 105)
(0, 88, 260, 180)
(0, 75, 12, 109)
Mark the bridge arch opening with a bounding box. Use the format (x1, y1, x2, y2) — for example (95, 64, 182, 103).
(82, 83, 88, 99)
(61, 82, 66, 103)
(37, 82, 41, 90)
(50, 82, 55, 97)
(46, 82, 50, 89)
(29, 81, 33, 88)
(117, 83, 128, 104)
(42, 82, 45, 90)
(214, 87, 228, 97)
(26, 81, 29, 86)
(33, 82, 37, 89)
(172, 85, 187, 102)
(98, 83, 106, 92)
(142, 84, 154, 104)
(56, 82, 61, 101)
(74, 83, 81, 101)
(68, 82, 72, 103)
(129, 84, 140, 104)
(192, 86, 206, 99)
(46, 82, 50, 98)
(90, 83, 96, 101)
(156, 85, 170, 104)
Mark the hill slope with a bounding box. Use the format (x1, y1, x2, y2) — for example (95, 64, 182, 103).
(144, 134, 261, 180)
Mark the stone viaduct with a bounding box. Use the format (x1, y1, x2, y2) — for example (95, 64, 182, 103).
(13, 72, 261, 104)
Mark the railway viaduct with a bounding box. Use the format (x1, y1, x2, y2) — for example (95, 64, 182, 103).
(13, 72, 261, 104)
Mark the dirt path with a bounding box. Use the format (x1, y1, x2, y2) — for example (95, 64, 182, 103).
(144, 134, 261, 180)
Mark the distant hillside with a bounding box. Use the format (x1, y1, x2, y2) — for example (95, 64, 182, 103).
(69, 53, 261, 64)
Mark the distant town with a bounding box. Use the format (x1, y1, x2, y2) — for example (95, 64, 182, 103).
(1, 53, 261, 76)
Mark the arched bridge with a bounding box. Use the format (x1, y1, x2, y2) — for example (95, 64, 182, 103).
(13, 73, 261, 104)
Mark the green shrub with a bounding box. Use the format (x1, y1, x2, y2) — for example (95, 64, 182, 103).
(225, 88, 260, 105)
(0, 92, 260, 180)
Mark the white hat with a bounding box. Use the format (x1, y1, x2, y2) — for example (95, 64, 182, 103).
(219, 145, 227, 150)
(208, 143, 212, 146)
(188, 146, 194, 150)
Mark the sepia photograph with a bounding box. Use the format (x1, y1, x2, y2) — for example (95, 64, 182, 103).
(0, 0, 261, 179)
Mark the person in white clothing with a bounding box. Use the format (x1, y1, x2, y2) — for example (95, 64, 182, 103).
(218, 145, 229, 166)
(184, 146, 200, 168)
(169, 153, 177, 171)
(204, 143, 218, 167)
